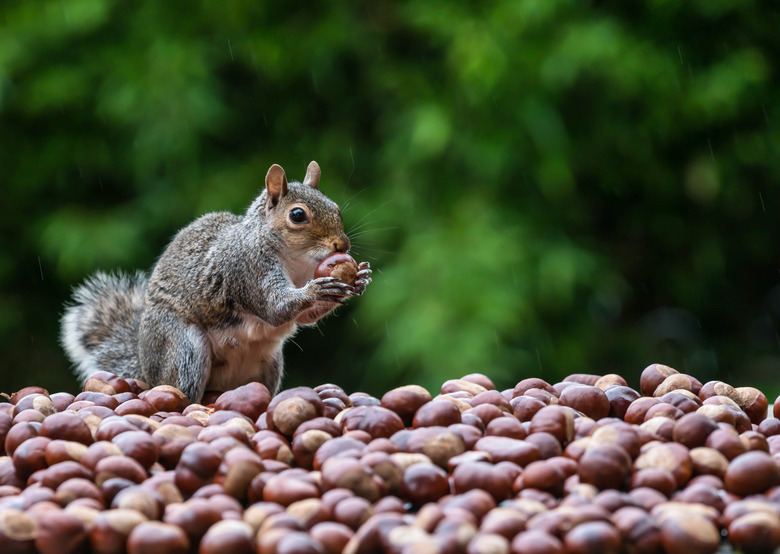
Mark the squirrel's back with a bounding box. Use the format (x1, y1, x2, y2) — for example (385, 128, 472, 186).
(61, 271, 148, 382)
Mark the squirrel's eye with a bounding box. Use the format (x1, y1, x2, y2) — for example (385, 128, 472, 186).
(289, 207, 308, 224)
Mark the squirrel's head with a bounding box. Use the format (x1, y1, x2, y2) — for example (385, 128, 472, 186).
(258, 162, 350, 282)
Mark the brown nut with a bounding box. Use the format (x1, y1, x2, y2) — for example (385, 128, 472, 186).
(513, 378, 557, 398)
(724, 451, 780, 497)
(111, 430, 159, 470)
(671, 412, 718, 449)
(611, 506, 662, 553)
(659, 512, 719, 554)
(214, 446, 265, 501)
(452, 461, 513, 503)
(310, 521, 354, 554)
(199, 520, 254, 554)
(126, 521, 189, 554)
(510, 396, 547, 423)
(473, 436, 541, 467)
(114, 399, 157, 418)
(314, 252, 358, 285)
(558, 385, 610, 420)
(213, 382, 271, 421)
(634, 443, 693, 489)
(639, 364, 679, 396)
(321, 457, 382, 502)
(111, 486, 164, 520)
(653, 374, 694, 397)
(578, 444, 632, 491)
(13, 394, 56, 418)
(735, 386, 768, 424)
(95, 455, 147, 486)
(689, 447, 729, 478)
(89, 508, 147, 554)
(151, 424, 196, 468)
(164, 498, 222, 545)
(174, 441, 222, 496)
(55, 477, 103, 507)
(0, 508, 38, 551)
(728, 511, 780, 554)
(412, 400, 462, 428)
(380, 385, 432, 427)
(267, 387, 323, 437)
(510, 529, 563, 554)
(12, 436, 51, 478)
(340, 406, 405, 440)
(292, 429, 332, 470)
(529, 406, 575, 446)
(563, 521, 621, 554)
(33, 506, 87, 554)
(603, 386, 641, 420)
(262, 472, 319, 506)
(138, 385, 191, 413)
(399, 462, 450, 507)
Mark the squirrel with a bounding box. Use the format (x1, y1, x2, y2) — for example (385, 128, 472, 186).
(60, 161, 371, 403)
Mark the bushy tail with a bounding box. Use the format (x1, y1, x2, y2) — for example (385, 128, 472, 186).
(61, 271, 148, 383)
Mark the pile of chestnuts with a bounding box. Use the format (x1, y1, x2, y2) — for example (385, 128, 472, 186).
(2, 364, 780, 553)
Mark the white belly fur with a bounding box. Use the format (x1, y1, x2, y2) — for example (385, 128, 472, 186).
(205, 313, 296, 391)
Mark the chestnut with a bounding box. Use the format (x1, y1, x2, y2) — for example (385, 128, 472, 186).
(611, 506, 662, 553)
(266, 387, 324, 437)
(578, 444, 632, 491)
(262, 472, 319, 506)
(634, 443, 693, 489)
(0, 508, 37, 551)
(89, 508, 148, 554)
(214, 382, 271, 421)
(33, 505, 88, 554)
(413, 400, 463, 428)
(510, 530, 563, 554)
(340, 406, 405, 440)
(529, 406, 575, 447)
(659, 512, 719, 554)
(452, 461, 513, 503)
(111, 430, 159, 470)
(12, 436, 51, 478)
(380, 385, 431, 427)
(473, 436, 541, 466)
(728, 511, 780, 553)
(126, 521, 189, 554)
(315, 252, 358, 285)
(724, 451, 780, 496)
(321, 457, 382, 502)
(138, 385, 190, 413)
(671, 412, 718, 449)
(94, 455, 148, 486)
(563, 521, 621, 554)
(558, 385, 610, 420)
(639, 364, 679, 396)
(399, 462, 450, 506)
(513, 378, 557, 398)
(199, 520, 255, 554)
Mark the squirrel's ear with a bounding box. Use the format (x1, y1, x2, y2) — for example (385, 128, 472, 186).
(302, 161, 321, 189)
(265, 164, 288, 209)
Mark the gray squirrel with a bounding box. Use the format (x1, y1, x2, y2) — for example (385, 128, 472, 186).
(61, 161, 371, 402)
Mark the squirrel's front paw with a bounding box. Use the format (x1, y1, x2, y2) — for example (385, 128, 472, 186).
(309, 276, 355, 304)
(353, 262, 372, 296)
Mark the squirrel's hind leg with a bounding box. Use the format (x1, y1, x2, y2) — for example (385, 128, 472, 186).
(139, 312, 211, 403)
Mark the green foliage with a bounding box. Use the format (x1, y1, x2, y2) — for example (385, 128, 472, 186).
(1, 0, 778, 398)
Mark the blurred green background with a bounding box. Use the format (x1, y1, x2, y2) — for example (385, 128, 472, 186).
(1, 0, 778, 399)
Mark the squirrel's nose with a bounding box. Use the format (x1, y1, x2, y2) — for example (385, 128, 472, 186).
(333, 236, 350, 253)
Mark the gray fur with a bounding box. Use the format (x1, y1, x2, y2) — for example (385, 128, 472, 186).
(61, 162, 371, 402)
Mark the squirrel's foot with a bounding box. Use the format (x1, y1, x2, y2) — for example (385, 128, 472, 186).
(353, 262, 372, 296)
(309, 276, 355, 304)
